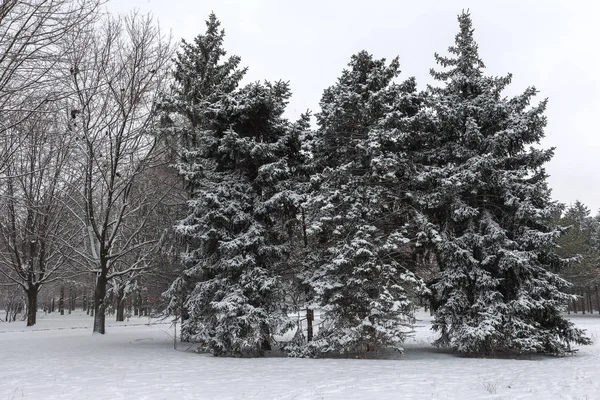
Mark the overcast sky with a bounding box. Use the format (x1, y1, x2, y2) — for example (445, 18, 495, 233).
(108, 0, 600, 214)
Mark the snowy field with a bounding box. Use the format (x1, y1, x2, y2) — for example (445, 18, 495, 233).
(1, 311, 599, 400)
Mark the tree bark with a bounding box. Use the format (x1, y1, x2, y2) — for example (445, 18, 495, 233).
(306, 308, 314, 342)
(116, 298, 125, 322)
(68, 287, 73, 314)
(26, 288, 38, 327)
(59, 286, 65, 315)
(93, 275, 107, 334)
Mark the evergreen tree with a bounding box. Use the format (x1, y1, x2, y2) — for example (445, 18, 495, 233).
(162, 14, 303, 356)
(159, 13, 246, 334)
(158, 12, 247, 188)
(302, 51, 425, 356)
(416, 12, 590, 355)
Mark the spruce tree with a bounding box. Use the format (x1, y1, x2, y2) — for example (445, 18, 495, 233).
(162, 15, 303, 356)
(158, 13, 247, 187)
(416, 12, 590, 355)
(303, 51, 425, 356)
(160, 13, 246, 337)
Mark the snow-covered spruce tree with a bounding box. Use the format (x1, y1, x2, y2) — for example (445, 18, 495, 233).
(301, 51, 425, 356)
(416, 12, 590, 355)
(160, 15, 304, 356)
(178, 81, 303, 356)
(158, 12, 246, 186)
(159, 13, 246, 338)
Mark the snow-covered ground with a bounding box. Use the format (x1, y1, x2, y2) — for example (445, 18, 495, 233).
(1, 311, 599, 399)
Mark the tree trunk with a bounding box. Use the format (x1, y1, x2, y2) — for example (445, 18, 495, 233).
(93, 275, 107, 334)
(68, 287, 73, 314)
(26, 289, 38, 327)
(143, 296, 148, 317)
(59, 286, 65, 316)
(116, 298, 125, 322)
(133, 293, 139, 316)
(306, 308, 314, 342)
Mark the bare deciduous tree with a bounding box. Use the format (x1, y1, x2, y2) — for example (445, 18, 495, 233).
(0, 105, 80, 326)
(64, 12, 174, 334)
(0, 0, 102, 172)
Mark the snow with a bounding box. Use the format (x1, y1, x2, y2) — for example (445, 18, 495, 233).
(1, 311, 599, 399)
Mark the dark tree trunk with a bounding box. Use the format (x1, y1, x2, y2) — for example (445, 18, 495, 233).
(306, 308, 314, 342)
(93, 275, 107, 334)
(26, 288, 38, 327)
(128, 296, 132, 317)
(133, 293, 139, 316)
(116, 299, 125, 322)
(68, 287, 73, 313)
(51, 298, 55, 313)
(59, 286, 65, 315)
(143, 296, 148, 317)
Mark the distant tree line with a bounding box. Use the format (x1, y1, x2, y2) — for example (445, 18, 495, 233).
(555, 201, 600, 314)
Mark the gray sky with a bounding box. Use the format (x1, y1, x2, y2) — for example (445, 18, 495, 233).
(108, 0, 600, 214)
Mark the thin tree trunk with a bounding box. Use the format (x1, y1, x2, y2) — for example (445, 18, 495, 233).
(116, 298, 126, 322)
(59, 286, 65, 315)
(301, 207, 313, 341)
(134, 293, 139, 316)
(69, 287, 74, 313)
(143, 296, 148, 317)
(306, 308, 314, 342)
